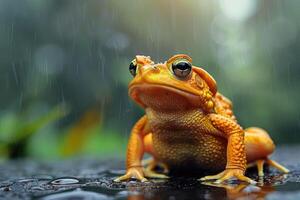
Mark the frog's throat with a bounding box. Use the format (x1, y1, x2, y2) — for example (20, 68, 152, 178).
(128, 83, 204, 110)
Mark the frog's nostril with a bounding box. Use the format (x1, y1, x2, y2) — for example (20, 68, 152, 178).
(152, 66, 160, 73)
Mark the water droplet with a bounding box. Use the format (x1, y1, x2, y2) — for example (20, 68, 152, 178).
(50, 177, 80, 185)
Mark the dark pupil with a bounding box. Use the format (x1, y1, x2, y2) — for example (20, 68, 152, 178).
(175, 62, 191, 70)
(129, 62, 136, 76)
(172, 61, 192, 77)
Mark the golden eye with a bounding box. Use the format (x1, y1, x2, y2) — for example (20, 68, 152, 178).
(129, 60, 137, 77)
(171, 60, 192, 78)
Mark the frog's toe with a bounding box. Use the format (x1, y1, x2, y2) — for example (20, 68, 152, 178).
(144, 169, 169, 179)
(267, 159, 290, 173)
(114, 174, 148, 183)
(113, 167, 148, 182)
(214, 169, 256, 185)
(235, 174, 257, 185)
(114, 173, 131, 182)
(214, 172, 234, 184)
(200, 169, 257, 185)
(199, 171, 225, 181)
(247, 159, 289, 178)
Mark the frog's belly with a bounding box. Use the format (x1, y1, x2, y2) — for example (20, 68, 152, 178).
(152, 130, 227, 172)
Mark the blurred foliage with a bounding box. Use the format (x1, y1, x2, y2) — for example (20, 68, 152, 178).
(0, 105, 67, 159)
(61, 109, 101, 156)
(0, 0, 299, 159)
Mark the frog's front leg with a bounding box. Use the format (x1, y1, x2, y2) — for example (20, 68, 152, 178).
(200, 114, 256, 184)
(114, 116, 148, 182)
(114, 116, 168, 182)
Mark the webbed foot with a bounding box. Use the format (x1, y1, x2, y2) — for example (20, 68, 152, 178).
(114, 167, 148, 182)
(247, 159, 289, 177)
(266, 159, 289, 173)
(114, 165, 169, 182)
(144, 169, 169, 179)
(199, 169, 257, 184)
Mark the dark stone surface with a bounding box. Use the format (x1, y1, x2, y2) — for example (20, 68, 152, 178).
(0, 146, 300, 200)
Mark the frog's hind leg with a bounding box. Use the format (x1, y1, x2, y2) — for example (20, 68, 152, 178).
(245, 127, 275, 162)
(245, 127, 289, 176)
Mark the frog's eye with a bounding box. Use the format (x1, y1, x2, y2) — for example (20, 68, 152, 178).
(129, 60, 137, 77)
(172, 60, 192, 78)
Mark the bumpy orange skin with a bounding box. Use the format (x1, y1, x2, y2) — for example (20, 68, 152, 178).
(115, 54, 286, 184)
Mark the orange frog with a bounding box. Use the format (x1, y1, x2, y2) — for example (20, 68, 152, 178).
(114, 54, 289, 184)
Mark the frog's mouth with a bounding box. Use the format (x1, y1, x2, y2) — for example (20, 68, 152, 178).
(129, 83, 202, 110)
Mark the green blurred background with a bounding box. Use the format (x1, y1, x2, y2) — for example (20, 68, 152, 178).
(0, 0, 299, 160)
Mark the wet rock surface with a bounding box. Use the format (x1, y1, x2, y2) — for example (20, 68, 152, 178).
(0, 146, 299, 200)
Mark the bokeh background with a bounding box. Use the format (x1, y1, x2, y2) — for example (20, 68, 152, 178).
(0, 0, 299, 160)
